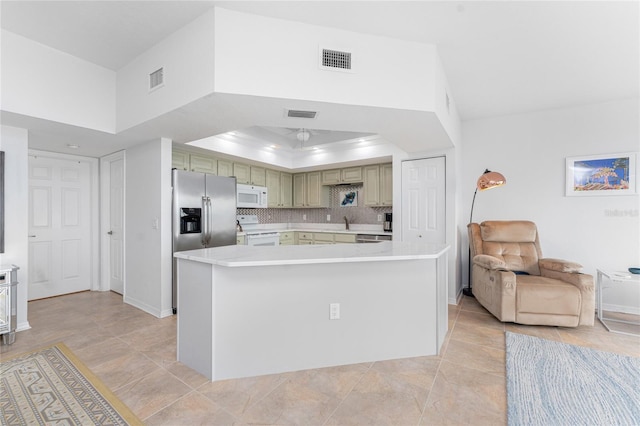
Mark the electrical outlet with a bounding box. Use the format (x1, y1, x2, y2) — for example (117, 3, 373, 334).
(327, 214, 331, 221)
(377, 214, 383, 222)
(330, 303, 340, 320)
(303, 214, 307, 221)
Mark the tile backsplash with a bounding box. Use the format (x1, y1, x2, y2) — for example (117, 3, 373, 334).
(237, 185, 391, 225)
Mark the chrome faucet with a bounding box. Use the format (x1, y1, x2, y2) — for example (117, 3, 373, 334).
(343, 216, 349, 230)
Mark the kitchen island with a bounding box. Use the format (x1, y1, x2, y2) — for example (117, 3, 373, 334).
(174, 241, 449, 381)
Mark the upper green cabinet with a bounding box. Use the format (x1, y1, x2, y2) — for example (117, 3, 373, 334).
(293, 172, 329, 208)
(321, 167, 363, 185)
(217, 159, 234, 177)
(189, 154, 217, 174)
(266, 170, 293, 208)
(363, 163, 392, 206)
(172, 151, 190, 171)
(234, 163, 266, 185)
(172, 148, 390, 208)
(172, 151, 216, 174)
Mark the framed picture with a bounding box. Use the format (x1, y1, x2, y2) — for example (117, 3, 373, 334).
(566, 152, 637, 196)
(339, 190, 358, 207)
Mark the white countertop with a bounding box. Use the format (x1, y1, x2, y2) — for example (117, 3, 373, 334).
(174, 241, 449, 267)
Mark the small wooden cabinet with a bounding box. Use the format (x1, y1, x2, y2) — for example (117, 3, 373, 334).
(235, 163, 266, 186)
(217, 159, 233, 177)
(280, 173, 293, 208)
(342, 167, 363, 183)
(189, 154, 217, 174)
(233, 163, 251, 184)
(321, 169, 341, 185)
(293, 174, 306, 208)
(250, 166, 266, 186)
(313, 233, 334, 244)
(296, 232, 314, 245)
(172, 151, 190, 171)
(279, 231, 294, 245)
(363, 163, 392, 206)
(293, 173, 329, 208)
(266, 170, 292, 208)
(305, 172, 329, 207)
(380, 163, 393, 206)
(321, 167, 362, 185)
(334, 233, 356, 244)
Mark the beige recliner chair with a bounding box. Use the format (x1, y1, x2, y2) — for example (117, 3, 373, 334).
(468, 220, 594, 327)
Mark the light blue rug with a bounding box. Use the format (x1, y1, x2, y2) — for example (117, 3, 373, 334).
(506, 331, 640, 426)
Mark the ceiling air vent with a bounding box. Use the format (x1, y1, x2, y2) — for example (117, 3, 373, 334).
(320, 48, 353, 72)
(287, 109, 317, 119)
(149, 67, 164, 90)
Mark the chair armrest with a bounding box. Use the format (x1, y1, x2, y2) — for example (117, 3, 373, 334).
(538, 266, 595, 326)
(539, 258, 583, 273)
(473, 254, 507, 270)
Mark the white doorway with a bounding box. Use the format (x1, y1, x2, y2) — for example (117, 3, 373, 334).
(28, 151, 98, 300)
(100, 151, 125, 295)
(401, 156, 446, 244)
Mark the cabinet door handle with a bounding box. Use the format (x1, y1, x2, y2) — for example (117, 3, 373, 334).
(107, 231, 113, 235)
(28, 235, 36, 238)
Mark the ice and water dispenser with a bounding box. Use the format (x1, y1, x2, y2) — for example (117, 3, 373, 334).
(180, 208, 201, 234)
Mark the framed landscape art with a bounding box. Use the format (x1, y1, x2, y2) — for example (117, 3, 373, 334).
(566, 152, 637, 196)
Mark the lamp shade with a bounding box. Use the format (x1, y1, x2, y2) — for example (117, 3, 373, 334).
(477, 170, 506, 191)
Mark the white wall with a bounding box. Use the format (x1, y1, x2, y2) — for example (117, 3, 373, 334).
(460, 99, 640, 294)
(433, 51, 462, 147)
(116, 9, 216, 132)
(213, 8, 437, 112)
(1, 30, 116, 133)
(124, 138, 173, 317)
(0, 126, 30, 331)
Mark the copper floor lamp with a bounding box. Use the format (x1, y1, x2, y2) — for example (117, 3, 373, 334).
(463, 169, 506, 297)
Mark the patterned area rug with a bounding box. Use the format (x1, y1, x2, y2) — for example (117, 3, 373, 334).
(0, 343, 142, 425)
(506, 332, 640, 426)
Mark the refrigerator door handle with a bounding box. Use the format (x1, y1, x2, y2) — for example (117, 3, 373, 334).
(201, 196, 209, 246)
(206, 196, 213, 246)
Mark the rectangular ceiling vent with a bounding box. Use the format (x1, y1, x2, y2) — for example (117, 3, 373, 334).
(149, 67, 164, 91)
(320, 48, 353, 72)
(287, 109, 317, 119)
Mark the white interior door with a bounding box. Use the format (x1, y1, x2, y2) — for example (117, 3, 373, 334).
(100, 151, 125, 295)
(401, 157, 446, 243)
(109, 157, 125, 294)
(28, 155, 92, 300)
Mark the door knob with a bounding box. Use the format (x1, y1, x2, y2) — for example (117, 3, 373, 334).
(107, 231, 113, 235)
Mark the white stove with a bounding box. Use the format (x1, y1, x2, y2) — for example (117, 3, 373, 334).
(237, 215, 280, 246)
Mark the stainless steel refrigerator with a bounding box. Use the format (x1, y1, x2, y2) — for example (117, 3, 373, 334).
(172, 169, 237, 313)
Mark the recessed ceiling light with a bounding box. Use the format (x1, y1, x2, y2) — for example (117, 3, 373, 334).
(269, 144, 278, 149)
(67, 144, 79, 149)
(358, 139, 366, 143)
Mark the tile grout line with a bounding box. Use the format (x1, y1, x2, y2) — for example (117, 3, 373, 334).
(416, 304, 462, 425)
(320, 362, 375, 426)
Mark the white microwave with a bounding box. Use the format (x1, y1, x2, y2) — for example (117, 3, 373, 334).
(237, 184, 268, 208)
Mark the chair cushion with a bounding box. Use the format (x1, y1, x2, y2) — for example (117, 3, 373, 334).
(482, 241, 540, 275)
(480, 221, 537, 243)
(516, 275, 581, 317)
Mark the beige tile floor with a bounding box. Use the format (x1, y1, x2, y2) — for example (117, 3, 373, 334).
(2, 291, 639, 425)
